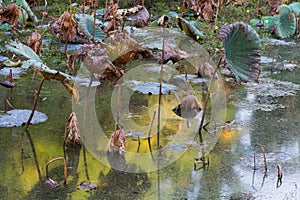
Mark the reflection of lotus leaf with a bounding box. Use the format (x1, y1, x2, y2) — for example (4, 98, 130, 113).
(0, 109, 48, 127)
(275, 5, 296, 38)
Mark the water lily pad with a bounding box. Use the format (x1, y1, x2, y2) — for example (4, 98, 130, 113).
(131, 81, 178, 95)
(0, 109, 48, 127)
(0, 67, 27, 77)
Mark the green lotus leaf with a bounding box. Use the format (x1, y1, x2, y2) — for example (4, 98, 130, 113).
(177, 17, 205, 40)
(78, 17, 106, 41)
(218, 22, 261, 84)
(289, 2, 300, 15)
(275, 5, 296, 38)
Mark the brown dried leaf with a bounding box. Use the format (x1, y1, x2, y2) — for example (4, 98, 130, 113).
(105, 32, 154, 66)
(50, 12, 87, 43)
(197, 62, 217, 79)
(26, 31, 42, 57)
(202, 2, 214, 21)
(158, 44, 188, 64)
(0, 4, 20, 26)
(82, 44, 124, 84)
(127, 5, 150, 28)
(269, 0, 282, 15)
(83, 0, 98, 8)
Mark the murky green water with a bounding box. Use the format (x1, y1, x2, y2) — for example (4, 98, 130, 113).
(1, 2, 300, 198)
(0, 38, 299, 199)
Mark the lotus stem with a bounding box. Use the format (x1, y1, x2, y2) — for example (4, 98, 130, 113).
(9, 68, 13, 98)
(198, 57, 222, 144)
(46, 157, 67, 186)
(25, 130, 42, 180)
(214, 0, 221, 32)
(277, 164, 283, 188)
(25, 77, 45, 131)
(148, 111, 156, 153)
(157, 27, 165, 150)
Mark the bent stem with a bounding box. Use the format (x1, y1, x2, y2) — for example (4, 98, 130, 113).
(46, 157, 67, 186)
(148, 111, 156, 153)
(253, 143, 268, 172)
(25, 77, 45, 131)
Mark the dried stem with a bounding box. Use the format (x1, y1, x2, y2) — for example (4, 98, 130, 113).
(25, 77, 45, 130)
(9, 68, 13, 98)
(253, 144, 268, 172)
(148, 111, 156, 153)
(46, 157, 67, 186)
(157, 27, 165, 150)
(214, 0, 221, 32)
(277, 164, 283, 188)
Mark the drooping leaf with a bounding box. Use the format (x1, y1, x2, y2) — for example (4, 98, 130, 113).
(275, 5, 296, 38)
(6, 42, 78, 99)
(288, 2, 300, 16)
(177, 17, 205, 40)
(78, 16, 106, 40)
(6, 41, 41, 62)
(218, 22, 261, 84)
(26, 31, 42, 57)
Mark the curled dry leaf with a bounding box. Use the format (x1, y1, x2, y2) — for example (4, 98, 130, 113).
(26, 31, 42, 57)
(50, 12, 87, 43)
(105, 32, 154, 66)
(158, 44, 188, 64)
(81, 44, 124, 84)
(64, 112, 81, 148)
(184, 0, 217, 21)
(0, 4, 20, 27)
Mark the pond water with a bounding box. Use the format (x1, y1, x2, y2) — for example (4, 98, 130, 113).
(0, 9, 300, 200)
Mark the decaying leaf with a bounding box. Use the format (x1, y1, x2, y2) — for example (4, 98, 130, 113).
(158, 44, 188, 64)
(105, 32, 154, 66)
(81, 44, 124, 84)
(50, 12, 86, 43)
(83, 0, 98, 8)
(269, 0, 282, 15)
(0, 80, 14, 88)
(26, 31, 42, 57)
(106, 125, 126, 154)
(177, 17, 205, 40)
(6, 41, 79, 102)
(218, 22, 261, 83)
(0, 4, 20, 27)
(127, 5, 150, 28)
(184, 0, 217, 21)
(64, 112, 81, 148)
(105, 4, 150, 28)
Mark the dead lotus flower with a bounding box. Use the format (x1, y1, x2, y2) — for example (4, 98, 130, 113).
(106, 125, 126, 155)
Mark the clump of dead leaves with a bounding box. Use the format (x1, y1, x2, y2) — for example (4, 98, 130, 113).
(49, 12, 87, 43)
(0, 4, 20, 28)
(64, 112, 81, 148)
